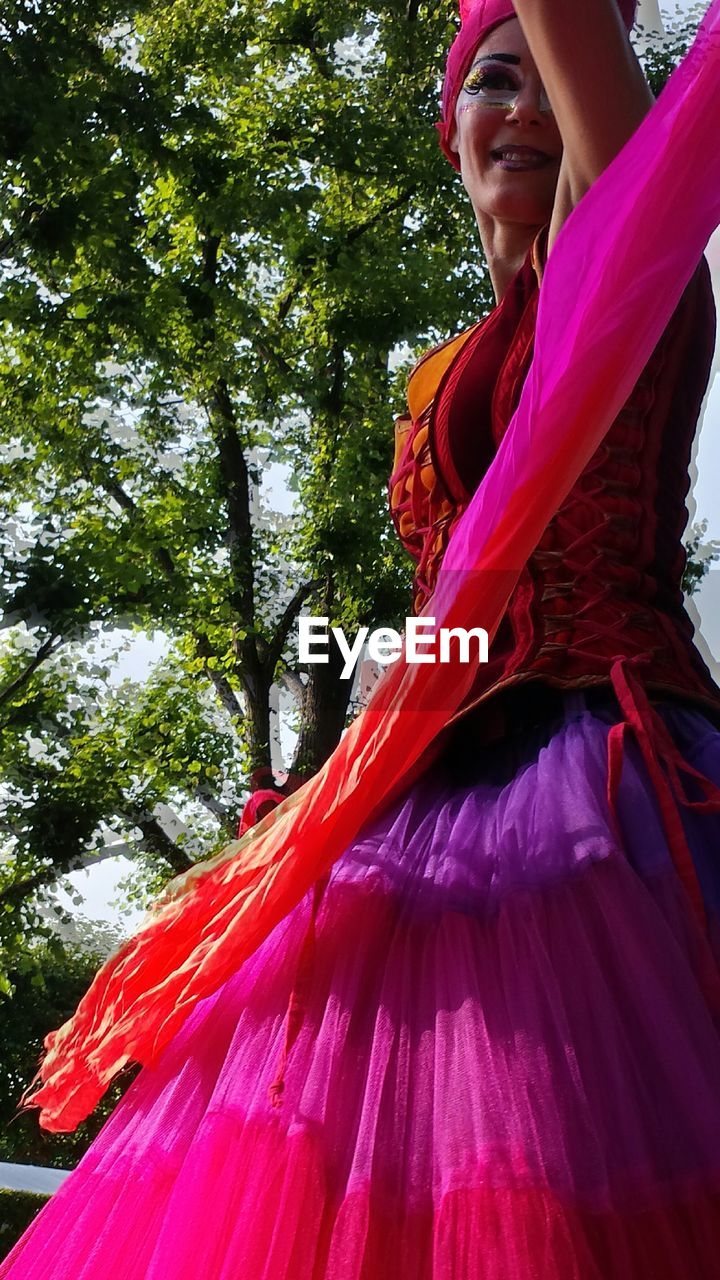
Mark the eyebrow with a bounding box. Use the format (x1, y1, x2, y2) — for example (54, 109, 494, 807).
(472, 54, 521, 67)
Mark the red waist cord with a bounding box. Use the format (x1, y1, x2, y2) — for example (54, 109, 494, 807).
(607, 656, 720, 936)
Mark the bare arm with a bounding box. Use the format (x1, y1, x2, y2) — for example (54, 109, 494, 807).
(513, 0, 655, 254)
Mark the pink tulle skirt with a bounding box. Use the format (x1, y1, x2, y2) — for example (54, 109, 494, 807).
(4, 691, 720, 1278)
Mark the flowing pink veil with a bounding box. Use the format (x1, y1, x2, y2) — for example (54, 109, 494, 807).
(21, 1, 720, 1132)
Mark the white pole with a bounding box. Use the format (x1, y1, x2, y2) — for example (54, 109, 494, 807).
(630, 0, 666, 51)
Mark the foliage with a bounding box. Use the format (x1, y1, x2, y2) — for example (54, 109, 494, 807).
(1, 0, 486, 968)
(636, 4, 708, 95)
(0, 1188, 49, 1255)
(683, 519, 720, 598)
(0, 936, 139, 1169)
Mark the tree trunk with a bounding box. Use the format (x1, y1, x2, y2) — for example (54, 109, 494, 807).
(291, 628, 353, 779)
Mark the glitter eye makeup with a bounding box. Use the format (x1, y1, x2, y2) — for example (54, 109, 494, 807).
(460, 59, 553, 114)
(462, 66, 513, 95)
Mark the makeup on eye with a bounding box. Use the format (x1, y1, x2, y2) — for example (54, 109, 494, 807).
(463, 66, 518, 95)
(461, 57, 553, 114)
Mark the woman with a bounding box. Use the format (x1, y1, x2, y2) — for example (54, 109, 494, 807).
(4, 1, 720, 1275)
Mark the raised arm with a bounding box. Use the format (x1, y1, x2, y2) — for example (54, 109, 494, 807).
(513, 0, 654, 252)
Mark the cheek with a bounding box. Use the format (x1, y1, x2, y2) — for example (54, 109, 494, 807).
(455, 104, 502, 163)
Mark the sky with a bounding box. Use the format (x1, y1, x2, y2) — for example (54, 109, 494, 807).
(55, 0, 720, 933)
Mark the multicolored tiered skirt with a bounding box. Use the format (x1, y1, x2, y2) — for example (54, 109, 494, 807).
(3, 690, 720, 1278)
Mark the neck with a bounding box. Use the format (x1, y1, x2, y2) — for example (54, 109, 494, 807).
(476, 213, 543, 304)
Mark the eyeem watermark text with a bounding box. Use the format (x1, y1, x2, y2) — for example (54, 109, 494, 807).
(299, 617, 489, 680)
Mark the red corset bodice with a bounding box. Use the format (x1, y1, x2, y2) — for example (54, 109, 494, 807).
(388, 229, 720, 730)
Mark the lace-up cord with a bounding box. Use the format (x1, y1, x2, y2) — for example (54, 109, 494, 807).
(607, 657, 720, 937)
(531, 473, 660, 665)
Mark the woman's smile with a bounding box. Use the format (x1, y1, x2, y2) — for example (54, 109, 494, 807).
(489, 144, 554, 170)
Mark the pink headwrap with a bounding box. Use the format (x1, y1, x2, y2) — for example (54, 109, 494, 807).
(439, 0, 640, 169)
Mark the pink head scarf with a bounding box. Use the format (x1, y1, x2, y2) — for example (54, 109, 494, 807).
(439, 0, 639, 169)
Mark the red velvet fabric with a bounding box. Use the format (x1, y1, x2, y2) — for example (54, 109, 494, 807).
(388, 237, 720, 732)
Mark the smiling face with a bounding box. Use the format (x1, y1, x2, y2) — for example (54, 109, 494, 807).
(449, 18, 563, 228)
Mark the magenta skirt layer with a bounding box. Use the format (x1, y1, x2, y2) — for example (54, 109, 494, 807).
(4, 692, 720, 1279)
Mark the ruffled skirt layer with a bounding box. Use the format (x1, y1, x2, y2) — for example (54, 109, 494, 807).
(4, 694, 720, 1278)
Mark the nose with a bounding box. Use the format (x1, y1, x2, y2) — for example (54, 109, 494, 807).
(506, 82, 548, 127)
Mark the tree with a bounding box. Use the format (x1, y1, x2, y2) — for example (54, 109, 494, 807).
(0, 0, 485, 971)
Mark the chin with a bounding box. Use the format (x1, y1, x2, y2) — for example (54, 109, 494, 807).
(468, 174, 557, 226)
(474, 191, 554, 226)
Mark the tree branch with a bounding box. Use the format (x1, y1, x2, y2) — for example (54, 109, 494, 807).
(280, 669, 307, 702)
(100, 474, 176, 579)
(94, 462, 250, 727)
(193, 631, 246, 724)
(197, 231, 257, 646)
(208, 667, 247, 724)
(343, 186, 418, 250)
(0, 635, 64, 710)
(207, 377, 257, 631)
(192, 786, 234, 826)
(0, 813, 197, 911)
(323, 341, 345, 417)
(0, 842, 132, 907)
(128, 812, 194, 875)
(264, 578, 322, 677)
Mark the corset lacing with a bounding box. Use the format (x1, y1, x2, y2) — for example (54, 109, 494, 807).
(531, 443, 662, 668)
